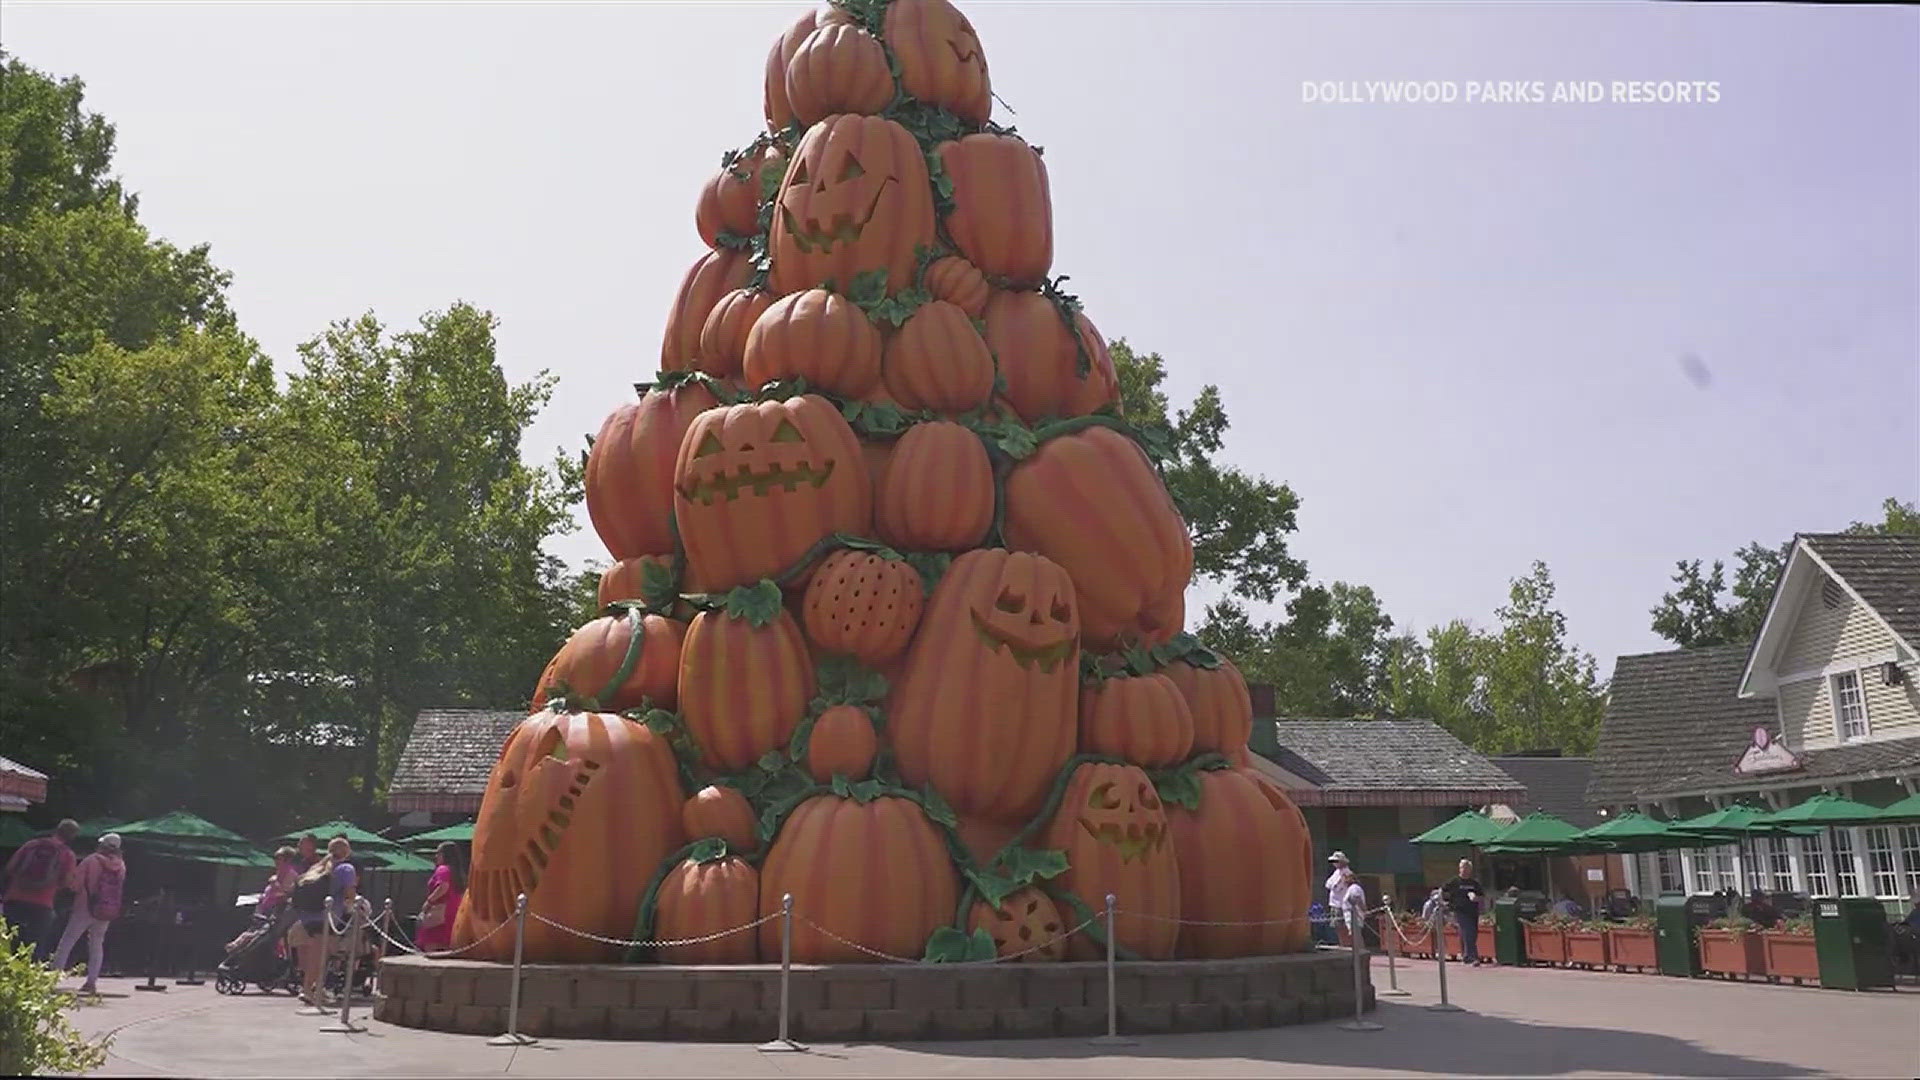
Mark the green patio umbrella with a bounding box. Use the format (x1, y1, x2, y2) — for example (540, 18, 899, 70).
(1869, 791, 1920, 823)
(1410, 810, 1504, 846)
(1668, 803, 1815, 840)
(1572, 811, 1701, 853)
(404, 821, 474, 849)
(0, 816, 38, 847)
(95, 811, 274, 867)
(1750, 793, 1888, 829)
(1482, 812, 1586, 853)
(277, 820, 435, 871)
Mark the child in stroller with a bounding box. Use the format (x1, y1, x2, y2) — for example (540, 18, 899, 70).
(216, 904, 300, 995)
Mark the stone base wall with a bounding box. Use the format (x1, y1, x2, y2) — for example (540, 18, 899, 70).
(373, 950, 1373, 1041)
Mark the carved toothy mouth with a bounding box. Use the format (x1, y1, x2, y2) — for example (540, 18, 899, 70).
(679, 460, 835, 505)
(1077, 819, 1167, 865)
(970, 609, 1074, 672)
(471, 757, 603, 919)
(783, 177, 895, 254)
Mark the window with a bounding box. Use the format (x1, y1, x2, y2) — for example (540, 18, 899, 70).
(1865, 827, 1900, 898)
(1766, 837, 1795, 892)
(1899, 826, 1920, 898)
(1802, 833, 1831, 896)
(1657, 849, 1682, 892)
(1832, 670, 1870, 740)
(1711, 845, 1738, 890)
(1834, 828, 1861, 896)
(1691, 849, 1717, 894)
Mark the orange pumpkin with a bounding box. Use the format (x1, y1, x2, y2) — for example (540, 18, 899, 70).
(874, 420, 994, 551)
(922, 255, 991, 318)
(681, 785, 759, 854)
(1038, 760, 1181, 960)
(453, 710, 684, 962)
(678, 605, 815, 774)
(784, 22, 895, 126)
(1078, 672, 1194, 769)
(742, 288, 883, 397)
(804, 704, 877, 782)
(1003, 424, 1192, 650)
(672, 395, 872, 592)
(882, 300, 996, 414)
(695, 144, 782, 248)
(967, 887, 1067, 962)
(1166, 769, 1312, 957)
(800, 549, 924, 666)
(757, 794, 957, 963)
(763, 8, 818, 132)
(584, 381, 720, 561)
(981, 290, 1117, 423)
(661, 249, 752, 372)
(654, 855, 761, 964)
(939, 134, 1052, 287)
(1162, 656, 1253, 766)
(597, 554, 696, 619)
(889, 549, 1079, 824)
(885, 0, 991, 125)
(531, 610, 685, 713)
(770, 115, 934, 299)
(697, 288, 776, 380)
(1245, 767, 1316, 906)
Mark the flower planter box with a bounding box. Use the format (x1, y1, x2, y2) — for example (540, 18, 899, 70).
(1397, 924, 1433, 958)
(1761, 932, 1818, 985)
(1698, 928, 1766, 981)
(1606, 926, 1657, 971)
(1477, 924, 1496, 962)
(1564, 929, 1609, 969)
(1441, 923, 1462, 960)
(1523, 922, 1567, 966)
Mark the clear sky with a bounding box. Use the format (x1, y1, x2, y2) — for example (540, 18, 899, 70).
(7, 1, 1916, 672)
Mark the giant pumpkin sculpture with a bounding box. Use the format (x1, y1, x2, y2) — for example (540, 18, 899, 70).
(461, 0, 1315, 970)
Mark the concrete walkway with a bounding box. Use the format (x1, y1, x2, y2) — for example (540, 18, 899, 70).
(60, 955, 1919, 1078)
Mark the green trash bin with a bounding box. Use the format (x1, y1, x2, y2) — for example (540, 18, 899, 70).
(1812, 897, 1894, 990)
(1655, 892, 1727, 977)
(1494, 895, 1522, 966)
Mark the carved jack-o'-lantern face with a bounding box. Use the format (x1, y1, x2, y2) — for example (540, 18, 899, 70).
(469, 719, 600, 916)
(770, 115, 934, 297)
(781, 143, 889, 255)
(1078, 775, 1167, 864)
(967, 550, 1078, 672)
(969, 886, 1066, 962)
(884, 0, 991, 126)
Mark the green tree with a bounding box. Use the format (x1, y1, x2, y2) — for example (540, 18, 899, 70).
(1848, 497, 1920, 536)
(1480, 561, 1607, 754)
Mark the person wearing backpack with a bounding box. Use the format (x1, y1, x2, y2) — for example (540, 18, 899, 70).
(51, 833, 125, 995)
(2, 818, 80, 962)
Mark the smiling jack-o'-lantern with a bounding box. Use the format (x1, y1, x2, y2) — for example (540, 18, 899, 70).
(672, 395, 872, 592)
(967, 886, 1067, 962)
(770, 115, 934, 299)
(885, 0, 991, 125)
(452, 709, 685, 963)
(1039, 760, 1181, 959)
(888, 548, 1080, 825)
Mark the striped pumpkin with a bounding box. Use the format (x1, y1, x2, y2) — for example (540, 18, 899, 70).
(1038, 760, 1181, 960)
(661, 248, 752, 372)
(783, 22, 894, 127)
(597, 554, 696, 620)
(696, 288, 775, 380)
(762, 7, 818, 132)
(584, 381, 719, 561)
(1162, 657, 1253, 766)
(742, 289, 883, 398)
(981, 290, 1118, 423)
(678, 606, 815, 773)
(888, 548, 1080, 825)
(757, 794, 958, 963)
(939, 134, 1052, 287)
(882, 300, 995, 414)
(921, 255, 990, 318)
(1002, 424, 1192, 650)
(694, 144, 781, 249)
(1078, 672, 1194, 769)
(884, 0, 991, 125)
(531, 611, 685, 713)
(453, 710, 684, 963)
(770, 115, 934, 299)
(654, 856, 761, 964)
(804, 704, 877, 783)
(1167, 769, 1313, 957)
(874, 420, 994, 552)
(681, 785, 758, 854)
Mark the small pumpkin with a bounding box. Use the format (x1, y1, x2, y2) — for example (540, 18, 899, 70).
(531, 610, 686, 713)
(804, 704, 877, 782)
(584, 381, 721, 561)
(967, 887, 1067, 962)
(800, 549, 925, 667)
(921, 255, 991, 318)
(661, 249, 752, 372)
(763, 8, 819, 132)
(597, 554, 695, 619)
(697, 288, 776, 380)
(695, 144, 782, 248)
(884, 0, 991, 125)
(681, 785, 758, 854)
(654, 854, 761, 964)
(1003, 424, 1192, 650)
(770, 115, 935, 300)
(882, 300, 996, 414)
(1078, 671, 1195, 769)
(1166, 769, 1312, 957)
(1038, 760, 1181, 960)
(938, 134, 1052, 287)
(678, 604, 816, 773)
(741, 288, 882, 397)
(874, 419, 994, 551)
(673, 395, 872, 592)
(757, 793, 958, 964)
(981, 290, 1118, 423)
(1162, 656, 1253, 766)
(784, 22, 895, 126)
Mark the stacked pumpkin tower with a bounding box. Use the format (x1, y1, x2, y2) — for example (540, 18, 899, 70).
(451, 0, 1315, 968)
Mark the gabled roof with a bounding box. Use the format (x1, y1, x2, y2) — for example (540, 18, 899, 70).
(387, 709, 524, 814)
(0, 756, 48, 803)
(1589, 645, 1774, 806)
(1741, 533, 1920, 697)
(1253, 719, 1526, 807)
(1490, 756, 1602, 828)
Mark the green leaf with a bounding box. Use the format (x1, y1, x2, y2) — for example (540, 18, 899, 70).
(901, 552, 951, 596)
(1153, 769, 1203, 812)
(816, 654, 889, 706)
(787, 712, 818, 762)
(721, 579, 784, 627)
(918, 785, 958, 828)
(639, 559, 681, 611)
(687, 837, 729, 864)
(963, 867, 1020, 908)
(997, 845, 1069, 885)
(922, 925, 997, 963)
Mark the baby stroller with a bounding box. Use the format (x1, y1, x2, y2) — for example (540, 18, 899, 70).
(322, 911, 382, 1000)
(216, 906, 299, 996)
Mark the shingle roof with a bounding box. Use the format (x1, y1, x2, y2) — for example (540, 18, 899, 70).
(387, 709, 524, 813)
(0, 755, 48, 803)
(1805, 533, 1920, 653)
(1255, 720, 1526, 807)
(1588, 645, 1774, 806)
(1491, 756, 1602, 828)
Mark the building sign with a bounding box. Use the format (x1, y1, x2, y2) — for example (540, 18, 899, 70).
(1733, 726, 1802, 776)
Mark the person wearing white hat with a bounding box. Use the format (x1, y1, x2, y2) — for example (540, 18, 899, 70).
(1325, 851, 1362, 947)
(52, 833, 126, 995)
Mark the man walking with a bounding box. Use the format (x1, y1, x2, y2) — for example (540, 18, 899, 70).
(1442, 858, 1487, 965)
(2, 818, 80, 961)
(51, 833, 125, 995)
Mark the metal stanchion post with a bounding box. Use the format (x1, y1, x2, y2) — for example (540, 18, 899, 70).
(757, 893, 807, 1053)
(1339, 900, 1383, 1031)
(1089, 893, 1135, 1047)
(488, 894, 538, 1047)
(321, 900, 368, 1033)
(1427, 906, 1464, 1013)
(1381, 898, 1410, 997)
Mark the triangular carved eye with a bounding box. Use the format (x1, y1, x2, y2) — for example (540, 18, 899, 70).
(771, 419, 804, 443)
(787, 160, 809, 187)
(838, 154, 865, 182)
(695, 431, 725, 457)
(996, 588, 1024, 613)
(1050, 599, 1071, 623)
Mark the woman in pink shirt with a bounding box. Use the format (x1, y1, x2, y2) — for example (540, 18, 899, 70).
(415, 841, 466, 952)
